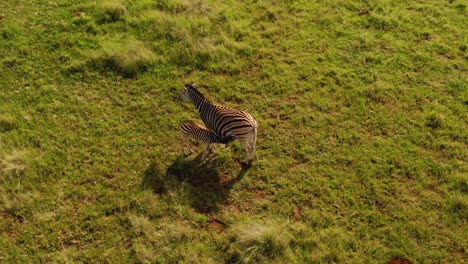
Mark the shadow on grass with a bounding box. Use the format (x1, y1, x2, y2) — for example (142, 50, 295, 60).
(142, 154, 251, 213)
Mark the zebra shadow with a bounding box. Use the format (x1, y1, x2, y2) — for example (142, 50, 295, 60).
(142, 154, 249, 213)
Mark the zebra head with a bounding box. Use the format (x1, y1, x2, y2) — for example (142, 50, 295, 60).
(179, 83, 196, 101)
(179, 83, 202, 102)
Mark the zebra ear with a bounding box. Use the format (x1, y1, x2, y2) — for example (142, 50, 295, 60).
(184, 83, 198, 89)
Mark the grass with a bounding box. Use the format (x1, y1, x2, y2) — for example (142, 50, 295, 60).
(0, 0, 466, 263)
(69, 38, 158, 77)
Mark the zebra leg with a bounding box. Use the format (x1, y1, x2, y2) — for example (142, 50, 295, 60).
(208, 143, 216, 154)
(249, 126, 258, 162)
(241, 140, 253, 164)
(248, 130, 257, 162)
(201, 142, 210, 161)
(248, 143, 255, 162)
(241, 131, 256, 164)
(182, 135, 193, 155)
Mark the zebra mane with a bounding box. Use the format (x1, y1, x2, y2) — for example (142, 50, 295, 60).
(185, 83, 208, 101)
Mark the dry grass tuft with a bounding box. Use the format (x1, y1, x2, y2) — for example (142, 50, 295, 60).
(86, 39, 157, 77)
(1, 150, 28, 174)
(228, 220, 292, 263)
(129, 214, 198, 262)
(98, 1, 128, 23)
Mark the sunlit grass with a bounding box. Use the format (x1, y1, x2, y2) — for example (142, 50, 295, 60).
(0, 0, 466, 262)
(87, 38, 157, 77)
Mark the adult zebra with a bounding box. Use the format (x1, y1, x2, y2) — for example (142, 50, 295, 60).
(179, 83, 258, 164)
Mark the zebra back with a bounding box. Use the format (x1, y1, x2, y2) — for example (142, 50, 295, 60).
(184, 84, 257, 139)
(180, 120, 233, 144)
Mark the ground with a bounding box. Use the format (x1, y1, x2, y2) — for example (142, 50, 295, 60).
(0, 0, 466, 263)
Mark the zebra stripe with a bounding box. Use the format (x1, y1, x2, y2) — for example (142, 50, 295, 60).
(180, 120, 233, 145)
(179, 83, 258, 163)
(180, 120, 233, 160)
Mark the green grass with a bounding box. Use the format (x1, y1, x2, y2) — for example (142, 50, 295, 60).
(0, 0, 466, 263)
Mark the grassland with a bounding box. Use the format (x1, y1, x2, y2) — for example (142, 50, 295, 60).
(0, 0, 466, 263)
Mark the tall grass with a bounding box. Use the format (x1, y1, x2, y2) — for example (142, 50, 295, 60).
(85, 38, 157, 77)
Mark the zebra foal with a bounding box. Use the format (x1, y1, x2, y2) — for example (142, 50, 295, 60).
(179, 83, 258, 164)
(180, 120, 233, 160)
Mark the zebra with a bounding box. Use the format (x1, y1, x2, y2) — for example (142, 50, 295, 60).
(180, 120, 234, 161)
(179, 83, 258, 164)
